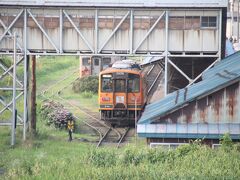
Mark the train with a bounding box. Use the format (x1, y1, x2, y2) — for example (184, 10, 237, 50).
(79, 56, 121, 78)
(99, 60, 147, 126)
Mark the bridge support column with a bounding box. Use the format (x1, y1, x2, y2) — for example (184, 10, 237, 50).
(164, 11, 169, 96)
(23, 9, 29, 141)
(11, 33, 17, 146)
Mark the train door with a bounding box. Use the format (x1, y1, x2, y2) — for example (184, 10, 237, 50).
(80, 56, 91, 78)
(92, 57, 101, 76)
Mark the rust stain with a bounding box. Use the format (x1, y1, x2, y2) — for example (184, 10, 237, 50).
(226, 82, 239, 121)
(159, 82, 239, 124)
(212, 90, 223, 123)
(182, 101, 195, 123)
(197, 98, 207, 123)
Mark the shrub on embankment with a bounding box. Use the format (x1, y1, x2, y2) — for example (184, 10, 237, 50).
(40, 100, 74, 129)
(72, 76, 99, 94)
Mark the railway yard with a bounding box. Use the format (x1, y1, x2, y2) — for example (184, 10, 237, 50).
(1, 56, 240, 179)
(39, 63, 135, 148)
(1, 0, 240, 179)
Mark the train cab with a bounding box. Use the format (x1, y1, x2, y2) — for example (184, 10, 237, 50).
(99, 60, 145, 126)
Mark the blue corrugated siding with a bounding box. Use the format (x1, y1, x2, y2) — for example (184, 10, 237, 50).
(138, 133, 240, 139)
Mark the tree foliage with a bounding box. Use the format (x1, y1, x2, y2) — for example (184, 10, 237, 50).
(72, 76, 99, 94)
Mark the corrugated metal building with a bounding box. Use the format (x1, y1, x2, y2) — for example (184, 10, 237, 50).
(138, 51, 240, 145)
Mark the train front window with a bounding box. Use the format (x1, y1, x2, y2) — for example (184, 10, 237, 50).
(115, 79, 126, 92)
(128, 74, 140, 92)
(101, 74, 112, 92)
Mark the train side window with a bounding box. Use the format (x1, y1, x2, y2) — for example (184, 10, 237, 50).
(115, 79, 126, 92)
(128, 75, 140, 92)
(102, 74, 112, 92)
(82, 57, 90, 66)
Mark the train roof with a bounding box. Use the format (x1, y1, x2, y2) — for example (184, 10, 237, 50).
(111, 60, 140, 69)
(100, 67, 141, 75)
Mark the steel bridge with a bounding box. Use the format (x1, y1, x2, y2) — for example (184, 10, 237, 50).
(0, 0, 228, 145)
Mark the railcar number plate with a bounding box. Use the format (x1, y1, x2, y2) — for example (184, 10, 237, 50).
(116, 96, 124, 103)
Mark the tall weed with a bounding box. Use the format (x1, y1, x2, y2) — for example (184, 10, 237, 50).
(88, 148, 117, 167)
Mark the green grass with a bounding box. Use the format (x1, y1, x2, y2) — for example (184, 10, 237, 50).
(36, 56, 79, 95)
(59, 86, 99, 112)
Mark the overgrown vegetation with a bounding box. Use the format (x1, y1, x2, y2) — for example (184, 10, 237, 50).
(1, 140, 240, 179)
(72, 76, 99, 94)
(220, 133, 234, 151)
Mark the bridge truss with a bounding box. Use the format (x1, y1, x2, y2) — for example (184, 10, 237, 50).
(0, 3, 225, 145)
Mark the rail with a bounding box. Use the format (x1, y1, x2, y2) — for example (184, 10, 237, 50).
(117, 127, 130, 148)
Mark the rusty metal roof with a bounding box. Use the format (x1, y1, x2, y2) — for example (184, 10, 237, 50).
(138, 51, 240, 125)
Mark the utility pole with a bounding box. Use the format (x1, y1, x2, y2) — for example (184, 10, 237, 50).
(135, 98, 137, 146)
(30, 55, 36, 135)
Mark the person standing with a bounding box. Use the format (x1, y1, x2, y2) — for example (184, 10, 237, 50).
(67, 118, 74, 141)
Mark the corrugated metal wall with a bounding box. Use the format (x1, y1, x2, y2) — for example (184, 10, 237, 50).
(158, 81, 240, 124)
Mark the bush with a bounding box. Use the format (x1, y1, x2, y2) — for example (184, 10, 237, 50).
(175, 140, 201, 158)
(122, 147, 146, 165)
(146, 148, 168, 164)
(220, 133, 233, 151)
(234, 143, 240, 152)
(72, 76, 98, 94)
(40, 100, 75, 129)
(88, 149, 116, 167)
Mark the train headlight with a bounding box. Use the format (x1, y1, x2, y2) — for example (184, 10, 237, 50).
(131, 97, 140, 102)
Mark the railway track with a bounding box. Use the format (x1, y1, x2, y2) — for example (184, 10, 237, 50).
(40, 71, 132, 148)
(57, 88, 131, 148)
